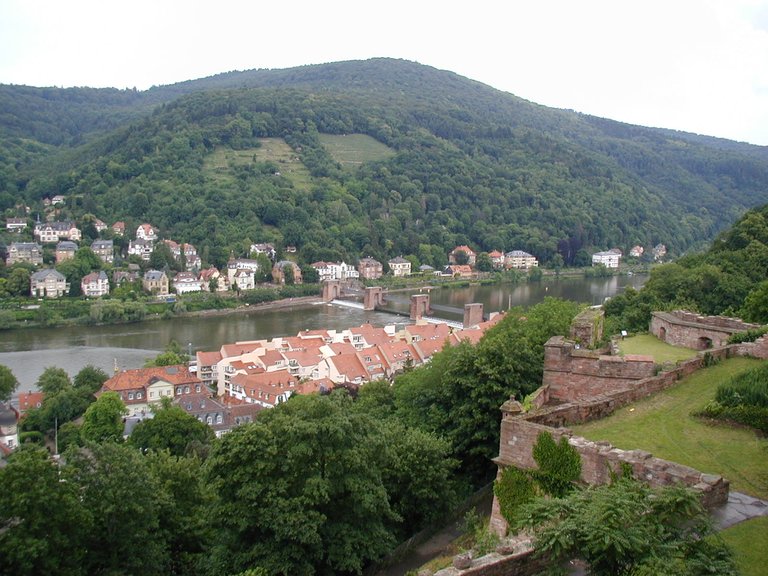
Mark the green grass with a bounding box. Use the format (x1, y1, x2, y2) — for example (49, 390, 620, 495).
(203, 138, 313, 189)
(720, 516, 768, 576)
(572, 357, 768, 498)
(617, 333, 698, 363)
(319, 133, 395, 169)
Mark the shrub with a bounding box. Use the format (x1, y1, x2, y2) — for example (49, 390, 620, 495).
(493, 466, 537, 525)
(532, 432, 582, 497)
(727, 327, 768, 344)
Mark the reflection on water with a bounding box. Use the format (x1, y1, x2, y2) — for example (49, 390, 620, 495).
(0, 274, 646, 388)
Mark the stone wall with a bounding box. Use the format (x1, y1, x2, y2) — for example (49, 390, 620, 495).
(651, 310, 761, 350)
(543, 336, 656, 403)
(433, 536, 548, 576)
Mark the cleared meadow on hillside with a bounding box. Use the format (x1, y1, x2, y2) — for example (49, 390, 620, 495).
(319, 133, 395, 168)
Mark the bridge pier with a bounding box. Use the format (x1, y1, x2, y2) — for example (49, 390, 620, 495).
(410, 293, 431, 320)
(463, 303, 484, 328)
(363, 286, 386, 310)
(322, 280, 342, 302)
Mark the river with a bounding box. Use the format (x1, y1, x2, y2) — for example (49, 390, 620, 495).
(2, 274, 645, 391)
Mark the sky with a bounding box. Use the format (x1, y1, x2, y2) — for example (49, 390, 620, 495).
(1, 0, 767, 145)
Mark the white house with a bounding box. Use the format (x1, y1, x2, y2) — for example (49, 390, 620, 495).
(592, 249, 622, 268)
(388, 256, 411, 277)
(81, 270, 110, 297)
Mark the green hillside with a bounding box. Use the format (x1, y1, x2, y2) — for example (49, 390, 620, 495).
(1, 58, 767, 269)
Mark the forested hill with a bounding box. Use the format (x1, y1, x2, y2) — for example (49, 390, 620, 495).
(1, 58, 767, 268)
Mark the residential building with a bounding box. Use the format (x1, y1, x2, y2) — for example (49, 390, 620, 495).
(34, 221, 81, 243)
(199, 267, 226, 292)
(653, 244, 667, 261)
(16, 391, 45, 417)
(5, 218, 26, 233)
(272, 260, 302, 284)
(388, 256, 411, 277)
(227, 258, 261, 286)
(250, 242, 276, 260)
(231, 269, 255, 291)
(112, 221, 125, 236)
(449, 245, 477, 265)
(488, 250, 505, 269)
(55, 240, 78, 263)
(7, 242, 43, 265)
(50, 194, 66, 205)
(0, 403, 19, 452)
(504, 250, 539, 269)
(592, 249, 622, 268)
(91, 239, 114, 264)
(311, 261, 358, 282)
(358, 257, 383, 279)
(196, 350, 223, 389)
(92, 218, 108, 233)
(113, 270, 140, 285)
(143, 270, 169, 295)
(81, 270, 110, 297)
(173, 271, 204, 294)
(99, 365, 202, 417)
(174, 393, 264, 437)
(30, 269, 69, 298)
(443, 264, 473, 278)
(128, 239, 153, 261)
(629, 245, 644, 258)
(136, 223, 157, 242)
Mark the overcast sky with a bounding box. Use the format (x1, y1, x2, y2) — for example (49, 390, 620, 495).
(2, 0, 767, 145)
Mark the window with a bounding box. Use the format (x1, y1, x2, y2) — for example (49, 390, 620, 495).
(216, 414, 222, 424)
(176, 386, 182, 395)
(137, 392, 142, 399)
(206, 416, 212, 425)
(151, 391, 156, 398)
(195, 384, 200, 393)
(128, 392, 134, 400)
(184, 385, 189, 394)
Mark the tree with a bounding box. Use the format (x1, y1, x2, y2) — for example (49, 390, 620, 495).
(0, 446, 90, 576)
(65, 442, 170, 575)
(206, 392, 398, 576)
(80, 391, 127, 443)
(73, 364, 109, 395)
(517, 476, 737, 576)
(0, 364, 18, 402)
(475, 252, 493, 272)
(145, 340, 189, 367)
(453, 249, 469, 265)
(129, 401, 214, 457)
(36, 366, 71, 396)
(7, 267, 31, 296)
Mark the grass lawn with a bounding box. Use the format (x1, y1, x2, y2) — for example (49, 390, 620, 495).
(720, 516, 768, 576)
(319, 133, 395, 169)
(203, 139, 313, 189)
(617, 333, 698, 363)
(572, 356, 768, 499)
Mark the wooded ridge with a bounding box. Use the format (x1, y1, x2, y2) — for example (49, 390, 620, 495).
(2, 58, 767, 269)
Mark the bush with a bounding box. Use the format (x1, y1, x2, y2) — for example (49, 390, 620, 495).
(493, 466, 537, 526)
(532, 432, 582, 497)
(727, 327, 768, 344)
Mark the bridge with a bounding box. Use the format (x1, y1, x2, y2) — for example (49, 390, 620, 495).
(322, 280, 485, 329)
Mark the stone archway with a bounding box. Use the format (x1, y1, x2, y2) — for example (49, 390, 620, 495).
(659, 326, 667, 342)
(698, 336, 713, 350)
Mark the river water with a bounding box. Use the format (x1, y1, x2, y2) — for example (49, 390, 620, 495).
(2, 274, 645, 391)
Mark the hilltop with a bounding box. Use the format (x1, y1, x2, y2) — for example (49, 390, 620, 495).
(2, 58, 767, 269)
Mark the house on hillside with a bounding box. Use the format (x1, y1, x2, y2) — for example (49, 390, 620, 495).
(173, 271, 204, 294)
(143, 270, 169, 296)
(488, 250, 505, 269)
(91, 239, 114, 264)
(443, 264, 473, 278)
(34, 221, 81, 243)
(136, 223, 157, 242)
(112, 221, 125, 236)
(449, 245, 477, 265)
(0, 403, 19, 452)
(6, 242, 43, 265)
(30, 269, 69, 298)
(388, 256, 411, 277)
(504, 250, 538, 269)
(81, 271, 110, 297)
(55, 240, 78, 263)
(5, 218, 27, 233)
(358, 257, 383, 280)
(592, 249, 622, 268)
(272, 261, 302, 284)
(199, 267, 226, 292)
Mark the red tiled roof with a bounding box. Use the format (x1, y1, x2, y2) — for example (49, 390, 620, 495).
(16, 391, 45, 414)
(220, 342, 262, 358)
(329, 353, 368, 381)
(102, 365, 199, 392)
(196, 351, 222, 366)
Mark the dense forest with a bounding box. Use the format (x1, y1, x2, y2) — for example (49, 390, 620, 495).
(2, 58, 768, 271)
